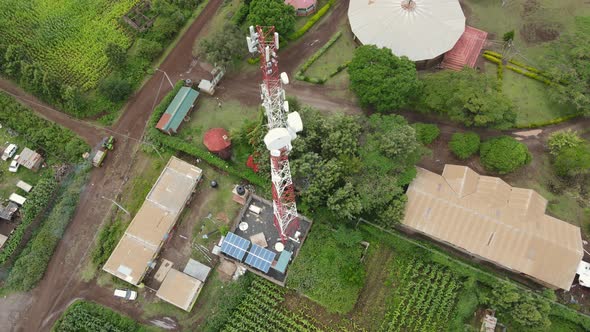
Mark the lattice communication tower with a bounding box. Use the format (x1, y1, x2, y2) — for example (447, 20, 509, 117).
(246, 26, 303, 243)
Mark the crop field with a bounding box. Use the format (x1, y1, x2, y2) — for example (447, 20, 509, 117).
(222, 277, 329, 332)
(0, 0, 139, 90)
(380, 257, 461, 332)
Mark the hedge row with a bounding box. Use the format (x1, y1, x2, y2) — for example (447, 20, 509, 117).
(0, 174, 57, 265)
(146, 82, 268, 188)
(287, 0, 335, 40)
(514, 112, 584, 129)
(295, 31, 343, 84)
(482, 51, 553, 85)
(4, 164, 91, 291)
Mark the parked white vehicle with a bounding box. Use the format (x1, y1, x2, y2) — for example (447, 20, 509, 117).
(8, 155, 19, 173)
(114, 289, 137, 300)
(2, 144, 18, 161)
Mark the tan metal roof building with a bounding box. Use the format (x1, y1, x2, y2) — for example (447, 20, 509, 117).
(156, 269, 203, 311)
(403, 165, 583, 290)
(103, 157, 202, 285)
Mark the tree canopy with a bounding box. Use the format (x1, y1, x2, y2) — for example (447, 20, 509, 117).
(348, 45, 421, 113)
(545, 17, 590, 114)
(480, 136, 531, 174)
(419, 68, 516, 129)
(247, 0, 296, 35)
(200, 24, 245, 69)
(449, 132, 480, 160)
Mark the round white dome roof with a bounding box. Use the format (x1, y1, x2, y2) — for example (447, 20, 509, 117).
(348, 0, 465, 61)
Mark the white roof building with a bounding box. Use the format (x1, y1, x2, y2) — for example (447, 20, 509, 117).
(348, 0, 465, 61)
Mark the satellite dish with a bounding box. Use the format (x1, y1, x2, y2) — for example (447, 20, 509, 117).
(264, 128, 291, 151)
(280, 72, 289, 85)
(287, 112, 303, 133)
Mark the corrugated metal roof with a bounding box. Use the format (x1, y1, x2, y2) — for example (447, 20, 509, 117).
(103, 157, 202, 285)
(156, 87, 199, 132)
(156, 269, 203, 311)
(403, 165, 583, 290)
(18, 148, 43, 170)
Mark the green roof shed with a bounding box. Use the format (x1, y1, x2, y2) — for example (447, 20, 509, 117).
(156, 87, 199, 134)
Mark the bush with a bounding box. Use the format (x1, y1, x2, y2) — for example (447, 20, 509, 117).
(553, 145, 590, 178)
(98, 76, 133, 102)
(449, 132, 480, 160)
(91, 218, 127, 267)
(480, 136, 531, 174)
(0, 93, 89, 162)
(547, 129, 583, 155)
(413, 123, 440, 145)
(53, 300, 152, 332)
(0, 175, 57, 264)
(5, 164, 90, 291)
(287, 0, 333, 40)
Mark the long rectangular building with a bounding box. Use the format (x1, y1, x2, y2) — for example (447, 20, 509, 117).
(103, 156, 202, 285)
(403, 165, 583, 290)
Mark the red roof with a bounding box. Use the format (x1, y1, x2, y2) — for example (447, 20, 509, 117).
(442, 26, 488, 71)
(203, 128, 231, 152)
(156, 113, 172, 130)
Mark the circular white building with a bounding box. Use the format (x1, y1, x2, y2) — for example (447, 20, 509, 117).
(348, 0, 465, 66)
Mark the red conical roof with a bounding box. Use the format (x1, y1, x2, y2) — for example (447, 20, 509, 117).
(203, 128, 231, 152)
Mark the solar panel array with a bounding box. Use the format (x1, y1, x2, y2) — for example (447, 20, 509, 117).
(220, 232, 250, 261)
(245, 244, 276, 273)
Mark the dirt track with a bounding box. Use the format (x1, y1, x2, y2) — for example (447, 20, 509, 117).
(1, 0, 590, 330)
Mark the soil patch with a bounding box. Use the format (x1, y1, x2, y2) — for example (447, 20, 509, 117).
(522, 0, 540, 17)
(520, 22, 561, 43)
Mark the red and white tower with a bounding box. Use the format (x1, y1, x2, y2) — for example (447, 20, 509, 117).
(247, 26, 303, 243)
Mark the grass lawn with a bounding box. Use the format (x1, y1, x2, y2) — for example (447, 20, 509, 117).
(305, 28, 355, 79)
(464, 0, 590, 126)
(487, 65, 580, 126)
(178, 96, 259, 149)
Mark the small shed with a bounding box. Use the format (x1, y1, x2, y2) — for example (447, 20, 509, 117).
(156, 87, 199, 135)
(0, 233, 7, 249)
(16, 180, 33, 193)
(183, 258, 211, 282)
(156, 269, 203, 312)
(203, 128, 231, 159)
(18, 148, 44, 171)
(0, 202, 19, 221)
(272, 250, 293, 274)
(9, 193, 26, 206)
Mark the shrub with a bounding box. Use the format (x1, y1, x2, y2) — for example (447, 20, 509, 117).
(413, 123, 440, 145)
(553, 145, 590, 178)
(449, 132, 480, 160)
(480, 136, 531, 174)
(98, 76, 133, 102)
(134, 38, 163, 61)
(287, 0, 333, 40)
(547, 129, 583, 155)
(91, 218, 127, 267)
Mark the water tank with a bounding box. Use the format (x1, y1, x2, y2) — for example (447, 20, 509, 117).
(236, 185, 246, 196)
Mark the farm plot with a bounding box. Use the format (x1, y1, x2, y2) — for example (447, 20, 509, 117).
(0, 0, 139, 90)
(222, 277, 328, 332)
(380, 257, 461, 332)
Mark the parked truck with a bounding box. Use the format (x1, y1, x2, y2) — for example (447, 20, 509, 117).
(92, 149, 107, 167)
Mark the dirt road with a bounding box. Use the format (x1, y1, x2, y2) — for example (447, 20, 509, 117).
(0, 79, 104, 147)
(4, 1, 223, 330)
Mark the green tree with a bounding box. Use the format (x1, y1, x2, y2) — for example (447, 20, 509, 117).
(327, 183, 362, 220)
(291, 154, 342, 209)
(413, 123, 440, 145)
(485, 283, 551, 330)
(200, 24, 245, 69)
(419, 69, 516, 128)
(553, 145, 590, 178)
(135, 38, 163, 61)
(366, 114, 422, 171)
(545, 17, 590, 113)
(348, 45, 421, 112)
(503, 30, 515, 42)
(247, 0, 296, 35)
(449, 132, 480, 159)
(378, 195, 407, 227)
(321, 115, 362, 158)
(105, 43, 126, 67)
(547, 129, 583, 156)
(480, 136, 531, 174)
(99, 76, 133, 102)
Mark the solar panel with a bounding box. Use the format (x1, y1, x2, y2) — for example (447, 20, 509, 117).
(220, 232, 250, 261)
(245, 244, 276, 273)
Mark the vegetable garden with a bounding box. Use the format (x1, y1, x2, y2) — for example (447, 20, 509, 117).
(380, 257, 460, 332)
(53, 300, 153, 332)
(0, 0, 138, 90)
(222, 277, 329, 332)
